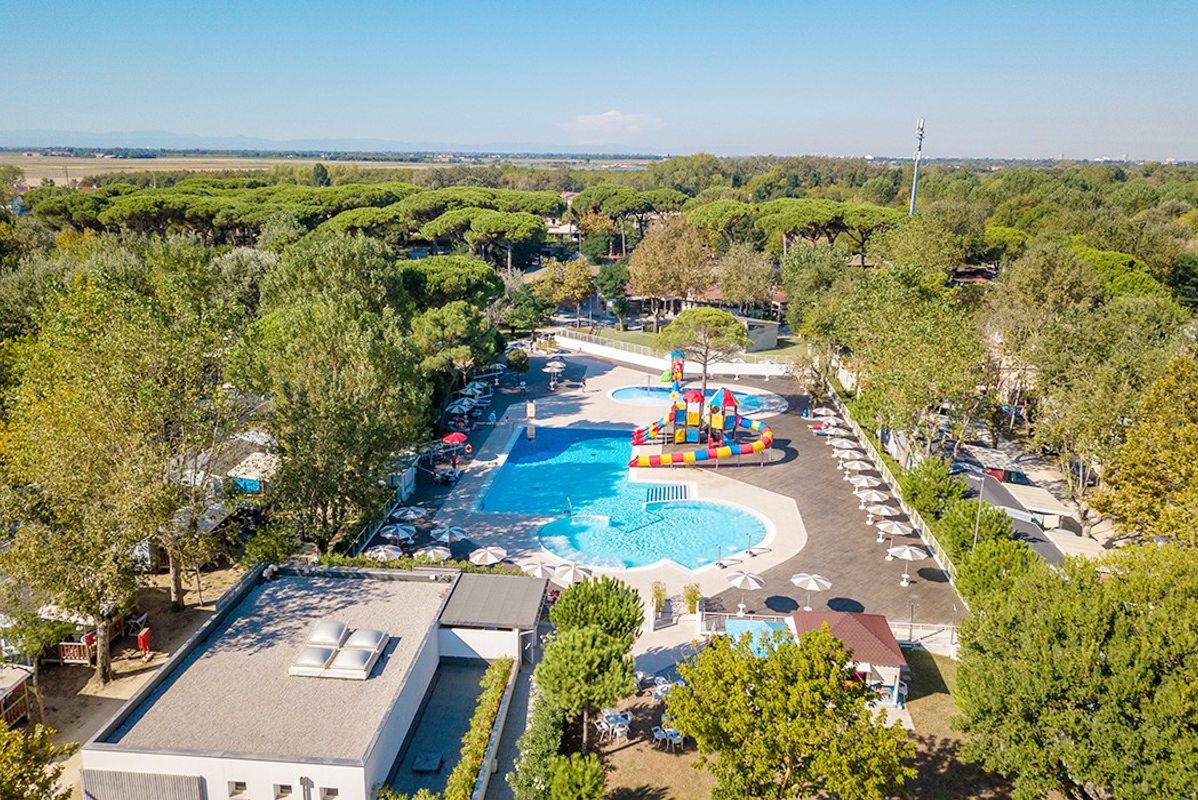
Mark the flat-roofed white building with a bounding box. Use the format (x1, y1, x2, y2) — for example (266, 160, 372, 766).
(81, 566, 545, 800)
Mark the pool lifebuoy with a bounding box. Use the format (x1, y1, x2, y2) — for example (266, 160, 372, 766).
(464, 444, 474, 455)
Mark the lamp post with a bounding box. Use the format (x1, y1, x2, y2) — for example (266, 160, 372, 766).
(972, 478, 985, 548)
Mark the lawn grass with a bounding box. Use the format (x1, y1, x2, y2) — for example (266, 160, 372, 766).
(597, 327, 661, 349)
(596, 328, 811, 361)
(903, 647, 1012, 799)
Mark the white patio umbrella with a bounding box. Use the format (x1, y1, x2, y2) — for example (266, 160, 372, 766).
(865, 503, 900, 524)
(854, 489, 890, 507)
(390, 506, 428, 522)
(554, 563, 593, 584)
(833, 448, 864, 459)
(886, 545, 929, 586)
(432, 525, 467, 543)
(465, 380, 489, 391)
(522, 561, 556, 579)
(875, 519, 915, 543)
(841, 460, 874, 480)
(726, 571, 765, 617)
(446, 399, 474, 414)
(364, 545, 405, 561)
(849, 475, 883, 488)
(812, 407, 838, 417)
(820, 427, 852, 437)
(378, 523, 416, 542)
(469, 546, 508, 566)
(459, 384, 486, 396)
(827, 437, 859, 449)
(789, 573, 832, 611)
(545, 360, 567, 369)
(415, 545, 451, 561)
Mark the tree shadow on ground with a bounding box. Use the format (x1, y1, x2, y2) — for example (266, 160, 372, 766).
(909, 733, 1013, 799)
(609, 787, 670, 800)
(916, 566, 950, 583)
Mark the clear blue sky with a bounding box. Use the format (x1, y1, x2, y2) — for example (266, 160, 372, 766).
(3, 0, 1196, 159)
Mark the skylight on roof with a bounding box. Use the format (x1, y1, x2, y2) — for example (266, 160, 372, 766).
(289, 622, 388, 680)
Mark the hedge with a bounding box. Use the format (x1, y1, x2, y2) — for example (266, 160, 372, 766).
(443, 657, 514, 800)
(320, 553, 525, 576)
(507, 687, 565, 800)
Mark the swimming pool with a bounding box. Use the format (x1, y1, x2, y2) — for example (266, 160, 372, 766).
(610, 385, 764, 411)
(479, 427, 767, 569)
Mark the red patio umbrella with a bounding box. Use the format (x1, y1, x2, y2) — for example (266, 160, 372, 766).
(442, 432, 468, 445)
(682, 389, 705, 403)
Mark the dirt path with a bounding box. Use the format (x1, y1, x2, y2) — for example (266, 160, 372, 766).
(36, 566, 244, 798)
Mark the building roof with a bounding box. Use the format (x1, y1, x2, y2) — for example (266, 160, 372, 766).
(1001, 483, 1076, 518)
(0, 664, 28, 699)
(101, 570, 451, 762)
(789, 611, 906, 667)
(440, 573, 545, 629)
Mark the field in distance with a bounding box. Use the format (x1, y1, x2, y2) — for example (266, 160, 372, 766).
(0, 152, 653, 185)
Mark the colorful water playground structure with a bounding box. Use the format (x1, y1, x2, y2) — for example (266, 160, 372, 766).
(629, 358, 774, 467)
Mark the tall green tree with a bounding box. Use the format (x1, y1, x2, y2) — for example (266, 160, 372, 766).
(1095, 354, 1198, 545)
(627, 217, 711, 331)
(533, 626, 636, 752)
(548, 576, 644, 648)
(656, 307, 750, 399)
(230, 295, 427, 552)
(534, 258, 594, 327)
(595, 260, 631, 330)
(0, 276, 164, 683)
(667, 628, 915, 800)
(715, 242, 775, 311)
(957, 544, 1198, 800)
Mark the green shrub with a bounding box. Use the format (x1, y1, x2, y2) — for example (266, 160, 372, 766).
(443, 658, 513, 800)
(934, 497, 1014, 561)
(320, 553, 525, 575)
(900, 456, 966, 519)
(682, 583, 702, 614)
(650, 581, 667, 614)
(954, 537, 1037, 604)
(549, 575, 644, 647)
(507, 348, 529, 372)
(549, 753, 605, 800)
(507, 689, 565, 800)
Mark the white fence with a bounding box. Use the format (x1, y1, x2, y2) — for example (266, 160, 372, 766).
(825, 384, 960, 582)
(553, 329, 793, 378)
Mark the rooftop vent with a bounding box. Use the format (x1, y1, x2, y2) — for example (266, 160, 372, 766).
(289, 622, 388, 680)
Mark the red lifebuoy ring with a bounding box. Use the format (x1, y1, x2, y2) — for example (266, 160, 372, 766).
(464, 444, 474, 455)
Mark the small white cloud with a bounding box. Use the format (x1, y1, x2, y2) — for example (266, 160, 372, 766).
(558, 110, 661, 143)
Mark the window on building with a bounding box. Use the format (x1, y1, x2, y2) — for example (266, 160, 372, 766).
(319, 790, 339, 800)
(228, 781, 248, 799)
(274, 785, 293, 798)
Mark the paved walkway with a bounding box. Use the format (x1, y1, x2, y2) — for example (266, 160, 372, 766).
(699, 375, 962, 625)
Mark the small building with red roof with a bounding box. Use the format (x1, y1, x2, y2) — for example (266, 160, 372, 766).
(788, 610, 908, 706)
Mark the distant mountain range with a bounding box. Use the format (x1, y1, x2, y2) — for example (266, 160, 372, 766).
(0, 129, 661, 157)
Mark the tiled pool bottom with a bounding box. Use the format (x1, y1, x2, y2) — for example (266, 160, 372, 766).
(478, 427, 767, 570)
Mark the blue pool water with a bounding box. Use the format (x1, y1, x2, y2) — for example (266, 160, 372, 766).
(480, 427, 766, 569)
(610, 385, 763, 411)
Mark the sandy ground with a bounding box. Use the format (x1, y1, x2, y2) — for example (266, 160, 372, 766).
(35, 566, 245, 798)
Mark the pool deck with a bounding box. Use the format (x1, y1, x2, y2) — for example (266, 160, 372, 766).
(390, 349, 962, 661)
(430, 360, 806, 611)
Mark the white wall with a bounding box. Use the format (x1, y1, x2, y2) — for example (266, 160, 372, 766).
(553, 335, 788, 378)
(437, 627, 520, 662)
(362, 631, 441, 793)
(81, 748, 365, 800)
